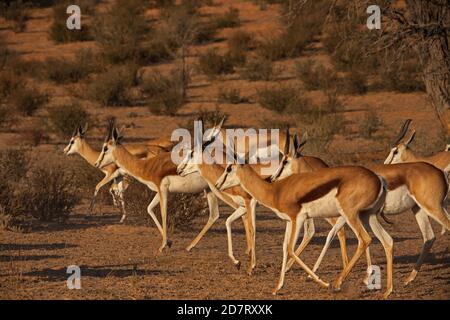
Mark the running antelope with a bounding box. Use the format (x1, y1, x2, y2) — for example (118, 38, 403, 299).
(94, 121, 221, 253)
(64, 124, 170, 222)
(215, 133, 392, 298)
(270, 132, 450, 286)
(177, 126, 349, 274)
(385, 119, 450, 174)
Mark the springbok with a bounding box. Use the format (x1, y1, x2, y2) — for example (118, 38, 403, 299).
(215, 132, 392, 298)
(269, 132, 450, 286)
(385, 119, 450, 174)
(94, 120, 223, 253)
(64, 124, 170, 223)
(177, 125, 349, 274)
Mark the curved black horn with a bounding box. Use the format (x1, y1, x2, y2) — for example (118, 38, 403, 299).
(72, 125, 80, 137)
(293, 133, 299, 151)
(105, 118, 115, 142)
(392, 119, 412, 146)
(283, 127, 290, 155)
(295, 132, 307, 158)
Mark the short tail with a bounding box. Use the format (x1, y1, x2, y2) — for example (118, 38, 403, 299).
(376, 176, 393, 225)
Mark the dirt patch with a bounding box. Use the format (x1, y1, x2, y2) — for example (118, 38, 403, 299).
(1, 205, 448, 300)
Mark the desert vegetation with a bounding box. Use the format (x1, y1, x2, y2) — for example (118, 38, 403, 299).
(0, 0, 448, 300)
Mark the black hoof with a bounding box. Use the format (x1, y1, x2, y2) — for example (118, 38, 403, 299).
(167, 240, 173, 248)
(235, 261, 241, 270)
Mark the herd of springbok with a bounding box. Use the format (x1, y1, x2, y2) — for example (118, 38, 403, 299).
(64, 118, 450, 299)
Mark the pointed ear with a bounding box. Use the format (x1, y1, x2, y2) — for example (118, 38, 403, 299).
(283, 127, 290, 156)
(295, 132, 307, 157)
(112, 126, 123, 145)
(81, 123, 88, 136)
(77, 124, 83, 136)
(405, 130, 416, 147)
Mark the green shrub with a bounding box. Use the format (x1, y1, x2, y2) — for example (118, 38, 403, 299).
(0, 0, 29, 32)
(372, 61, 425, 93)
(228, 30, 254, 52)
(11, 84, 47, 116)
(215, 7, 240, 28)
(93, 0, 147, 63)
(138, 31, 177, 64)
(87, 64, 137, 106)
(195, 106, 228, 128)
(13, 165, 81, 222)
(162, 3, 217, 46)
(240, 56, 274, 81)
(218, 87, 248, 104)
(46, 48, 102, 83)
(197, 48, 240, 78)
(0, 71, 24, 100)
(295, 60, 337, 91)
(47, 101, 90, 137)
(193, 20, 218, 44)
(142, 71, 184, 115)
(49, 1, 91, 43)
(360, 109, 382, 139)
(257, 0, 329, 61)
(339, 69, 368, 95)
(257, 85, 299, 113)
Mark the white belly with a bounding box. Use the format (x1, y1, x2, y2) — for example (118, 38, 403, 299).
(383, 185, 416, 214)
(302, 188, 339, 219)
(165, 172, 208, 193)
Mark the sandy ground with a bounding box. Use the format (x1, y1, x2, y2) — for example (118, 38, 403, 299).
(1, 203, 448, 300)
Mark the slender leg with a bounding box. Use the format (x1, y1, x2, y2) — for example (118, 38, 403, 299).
(89, 171, 120, 214)
(286, 216, 329, 289)
(404, 207, 435, 285)
(366, 213, 394, 299)
(286, 218, 315, 272)
(117, 181, 128, 223)
(247, 199, 257, 274)
(363, 247, 373, 286)
(158, 188, 170, 253)
(185, 191, 220, 251)
(225, 207, 247, 269)
(335, 224, 349, 269)
(273, 221, 291, 295)
(242, 215, 252, 256)
(312, 216, 346, 273)
(147, 193, 163, 236)
(333, 213, 372, 292)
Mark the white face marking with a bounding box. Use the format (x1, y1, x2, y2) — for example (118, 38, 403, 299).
(177, 150, 198, 177)
(270, 156, 294, 182)
(64, 136, 81, 155)
(216, 165, 239, 190)
(96, 142, 115, 168)
(384, 146, 403, 164)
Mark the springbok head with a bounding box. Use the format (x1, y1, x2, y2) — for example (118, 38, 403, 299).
(95, 120, 123, 169)
(177, 116, 226, 177)
(214, 137, 251, 191)
(384, 119, 415, 164)
(64, 123, 88, 155)
(269, 129, 307, 182)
